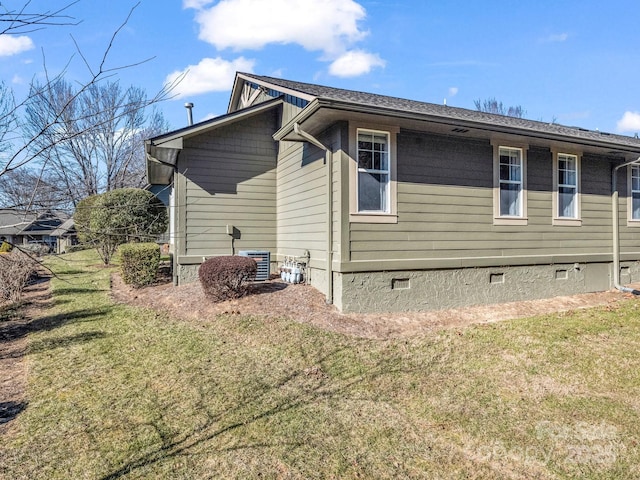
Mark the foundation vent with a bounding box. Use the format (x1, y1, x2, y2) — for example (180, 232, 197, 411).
(392, 278, 411, 290)
(490, 273, 505, 284)
(239, 250, 270, 281)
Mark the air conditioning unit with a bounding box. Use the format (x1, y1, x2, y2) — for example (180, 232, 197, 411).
(238, 250, 270, 281)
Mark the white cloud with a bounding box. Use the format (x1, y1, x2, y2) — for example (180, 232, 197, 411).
(617, 111, 640, 133)
(200, 112, 218, 122)
(448, 87, 459, 97)
(183, 0, 212, 8)
(542, 33, 569, 43)
(0, 35, 34, 56)
(189, 0, 368, 56)
(328, 50, 385, 77)
(165, 56, 255, 98)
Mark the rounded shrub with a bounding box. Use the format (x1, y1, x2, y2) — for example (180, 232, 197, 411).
(88, 188, 168, 265)
(73, 194, 100, 244)
(198, 255, 257, 302)
(120, 242, 161, 288)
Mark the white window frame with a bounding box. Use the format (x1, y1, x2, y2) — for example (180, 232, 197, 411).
(552, 151, 582, 226)
(349, 124, 398, 224)
(628, 164, 640, 225)
(357, 129, 390, 213)
(492, 141, 528, 225)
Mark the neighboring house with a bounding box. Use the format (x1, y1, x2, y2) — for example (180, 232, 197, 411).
(0, 209, 70, 251)
(145, 72, 640, 313)
(50, 218, 77, 254)
(0, 209, 36, 246)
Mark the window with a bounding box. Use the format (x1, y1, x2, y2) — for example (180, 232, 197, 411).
(631, 165, 640, 220)
(357, 129, 390, 212)
(555, 153, 579, 219)
(552, 151, 581, 225)
(498, 147, 523, 217)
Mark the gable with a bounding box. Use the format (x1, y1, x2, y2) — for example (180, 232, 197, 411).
(228, 73, 311, 123)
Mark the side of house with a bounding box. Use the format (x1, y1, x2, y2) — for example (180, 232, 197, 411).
(148, 101, 281, 284)
(146, 73, 640, 313)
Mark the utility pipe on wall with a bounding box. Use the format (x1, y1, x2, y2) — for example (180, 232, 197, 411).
(611, 157, 640, 294)
(293, 123, 334, 305)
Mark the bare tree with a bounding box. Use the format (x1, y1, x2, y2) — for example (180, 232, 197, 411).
(0, 167, 69, 211)
(0, 1, 79, 36)
(474, 98, 526, 118)
(0, 1, 177, 183)
(23, 79, 169, 206)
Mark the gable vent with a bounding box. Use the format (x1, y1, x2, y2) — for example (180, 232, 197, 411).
(451, 127, 470, 133)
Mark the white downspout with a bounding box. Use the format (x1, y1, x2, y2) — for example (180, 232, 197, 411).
(293, 123, 334, 305)
(612, 157, 640, 294)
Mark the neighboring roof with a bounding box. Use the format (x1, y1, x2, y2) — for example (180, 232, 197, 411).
(240, 72, 640, 154)
(50, 218, 75, 237)
(0, 209, 70, 237)
(0, 209, 36, 236)
(20, 210, 69, 236)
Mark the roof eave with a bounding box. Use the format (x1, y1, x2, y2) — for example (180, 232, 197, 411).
(147, 97, 284, 185)
(275, 98, 640, 157)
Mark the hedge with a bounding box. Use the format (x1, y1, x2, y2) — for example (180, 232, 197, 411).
(120, 242, 160, 288)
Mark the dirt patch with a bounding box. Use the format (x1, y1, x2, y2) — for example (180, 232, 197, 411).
(110, 274, 639, 340)
(0, 276, 52, 434)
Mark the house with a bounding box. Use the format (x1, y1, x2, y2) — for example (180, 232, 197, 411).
(0, 209, 35, 246)
(50, 218, 77, 254)
(0, 209, 71, 251)
(145, 72, 640, 313)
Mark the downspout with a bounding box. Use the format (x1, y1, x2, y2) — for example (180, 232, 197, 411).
(611, 157, 640, 294)
(293, 123, 334, 305)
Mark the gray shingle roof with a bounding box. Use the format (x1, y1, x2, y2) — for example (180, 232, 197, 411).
(0, 209, 35, 235)
(241, 73, 640, 150)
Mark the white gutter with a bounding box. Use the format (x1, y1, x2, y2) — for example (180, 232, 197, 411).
(293, 123, 334, 305)
(612, 157, 640, 294)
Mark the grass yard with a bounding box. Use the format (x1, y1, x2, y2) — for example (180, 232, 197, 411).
(1, 251, 640, 479)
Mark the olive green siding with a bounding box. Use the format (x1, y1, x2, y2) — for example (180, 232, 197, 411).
(174, 110, 278, 282)
(348, 130, 627, 265)
(274, 124, 345, 295)
(276, 141, 326, 257)
(275, 141, 326, 291)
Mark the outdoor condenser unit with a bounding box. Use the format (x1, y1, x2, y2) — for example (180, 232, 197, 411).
(238, 250, 270, 281)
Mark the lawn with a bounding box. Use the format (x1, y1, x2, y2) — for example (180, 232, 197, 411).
(1, 251, 639, 479)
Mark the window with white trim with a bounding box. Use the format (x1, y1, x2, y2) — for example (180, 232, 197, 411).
(556, 153, 579, 218)
(631, 165, 640, 220)
(498, 147, 523, 217)
(357, 129, 390, 212)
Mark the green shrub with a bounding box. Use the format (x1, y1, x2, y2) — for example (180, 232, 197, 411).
(198, 255, 257, 302)
(73, 194, 100, 244)
(120, 242, 160, 288)
(89, 188, 168, 265)
(0, 240, 13, 253)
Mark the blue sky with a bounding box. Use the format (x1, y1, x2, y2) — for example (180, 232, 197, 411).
(3, 0, 640, 135)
